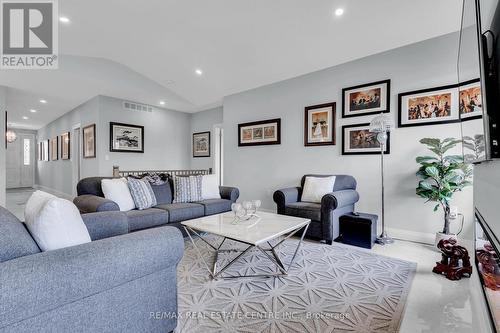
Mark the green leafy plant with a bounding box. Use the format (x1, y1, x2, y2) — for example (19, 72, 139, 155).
(415, 138, 473, 234)
(463, 134, 485, 162)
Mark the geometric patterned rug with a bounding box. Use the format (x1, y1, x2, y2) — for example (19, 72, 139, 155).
(176, 235, 416, 333)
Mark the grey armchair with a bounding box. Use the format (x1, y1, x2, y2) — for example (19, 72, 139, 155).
(273, 174, 359, 244)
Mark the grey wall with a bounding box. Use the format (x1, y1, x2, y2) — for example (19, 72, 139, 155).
(0, 86, 6, 206)
(37, 97, 100, 195)
(36, 95, 192, 196)
(97, 95, 191, 175)
(223, 32, 474, 241)
(190, 106, 223, 170)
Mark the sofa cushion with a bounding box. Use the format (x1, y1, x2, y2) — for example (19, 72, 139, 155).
(125, 208, 169, 231)
(127, 177, 157, 210)
(173, 176, 202, 203)
(150, 182, 173, 205)
(0, 206, 40, 262)
(300, 174, 357, 191)
(196, 199, 232, 216)
(285, 202, 321, 221)
(155, 203, 204, 223)
(77, 177, 113, 196)
(101, 178, 135, 212)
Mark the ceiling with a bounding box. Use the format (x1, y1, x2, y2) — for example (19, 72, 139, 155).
(1, 0, 463, 130)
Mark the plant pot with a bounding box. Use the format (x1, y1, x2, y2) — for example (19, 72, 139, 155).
(434, 232, 457, 249)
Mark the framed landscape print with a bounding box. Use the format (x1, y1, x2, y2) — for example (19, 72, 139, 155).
(193, 131, 210, 157)
(342, 123, 390, 155)
(50, 137, 58, 161)
(342, 79, 390, 118)
(304, 102, 336, 146)
(61, 132, 70, 160)
(110, 122, 144, 153)
(238, 118, 281, 147)
(459, 79, 483, 121)
(398, 84, 459, 127)
(83, 124, 96, 158)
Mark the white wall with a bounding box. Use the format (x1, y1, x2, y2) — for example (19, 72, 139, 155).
(97, 95, 191, 175)
(0, 86, 6, 206)
(223, 32, 474, 242)
(190, 106, 223, 171)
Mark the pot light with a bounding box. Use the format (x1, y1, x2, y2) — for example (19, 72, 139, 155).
(22, 116, 29, 120)
(335, 8, 344, 16)
(30, 109, 37, 113)
(195, 69, 203, 76)
(39, 99, 47, 104)
(59, 16, 70, 23)
(159, 100, 165, 105)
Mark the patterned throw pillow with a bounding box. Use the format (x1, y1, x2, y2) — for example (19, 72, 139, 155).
(127, 177, 157, 210)
(173, 175, 202, 203)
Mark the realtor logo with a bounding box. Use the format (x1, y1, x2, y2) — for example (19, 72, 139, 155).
(0, 0, 58, 69)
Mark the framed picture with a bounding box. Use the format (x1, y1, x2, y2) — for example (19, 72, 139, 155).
(83, 124, 96, 158)
(38, 142, 41, 161)
(398, 84, 460, 127)
(304, 102, 336, 146)
(238, 118, 281, 147)
(50, 136, 58, 161)
(110, 122, 144, 153)
(193, 131, 210, 157)
(459, 79, 483, 121)
(342, 123, 390, 155)
(342, 80, 390, 118)
(61, 132, 70, 160)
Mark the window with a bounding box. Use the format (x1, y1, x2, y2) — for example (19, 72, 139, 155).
(23, 139, 30, 165)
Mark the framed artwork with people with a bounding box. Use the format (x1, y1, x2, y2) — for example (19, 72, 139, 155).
(238, 118, 281, 147)
(304, 102, 336, 146)
(342, 80, 390, 118)
(398, 83, 460, 127)
(459, 78, 483, 121)
(342, 123, 390, 155)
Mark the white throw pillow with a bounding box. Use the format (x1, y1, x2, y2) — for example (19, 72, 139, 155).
(101, 178, 136, 211)
(301, 176, 336, 203)
(201, 174, 221, 200)
(24, 191, 91, 252)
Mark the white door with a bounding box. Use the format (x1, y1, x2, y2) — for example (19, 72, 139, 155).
(6, 133, 35, 188)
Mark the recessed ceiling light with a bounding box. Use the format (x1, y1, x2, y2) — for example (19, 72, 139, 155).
(335, 8, 344, 16)
(195, 69, 203, 76)
(59, 16, 70, 23)
(22, 116, 28, 120)
(30, 109, 37, 113)
(39, 99, 47, 104)
(159, 100, 165, 105)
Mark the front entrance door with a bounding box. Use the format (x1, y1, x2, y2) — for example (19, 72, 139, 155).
(6, 132, 35, 188)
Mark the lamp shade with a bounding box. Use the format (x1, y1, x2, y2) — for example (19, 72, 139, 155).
(369, 114, 394, 133)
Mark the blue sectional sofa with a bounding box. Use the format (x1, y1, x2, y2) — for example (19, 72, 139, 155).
(0, 206, 184, 333)
(73, 177, 240, 234)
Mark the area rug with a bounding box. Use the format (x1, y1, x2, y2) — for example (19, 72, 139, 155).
(176, 236, 416, 333)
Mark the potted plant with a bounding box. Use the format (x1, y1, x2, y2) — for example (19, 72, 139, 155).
(415, 138, 473, 247)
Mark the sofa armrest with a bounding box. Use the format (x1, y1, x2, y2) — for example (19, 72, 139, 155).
(219, 186, 239, 202)
(321, 189, 360, 210)
(273, 187, 301, 206)
(73, 194, 120, 213)
(0, 226, 184, 329)
(81, 211, 129, 241)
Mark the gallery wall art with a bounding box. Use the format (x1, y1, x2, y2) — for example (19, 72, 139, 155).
(110, 122, 144, 153)
(83, 124, 96, 158)
(61, 132, 70, 160)
(238, 118, 281, 147)
(398, 83, 460, 127)
(304, 102, 336, 146)
(50, 136, 58, 161)
(342, 80, 390, 118)
(459, 78, 482, 121)
(193, 131, 210, 157)
(342, 123, 390, 155)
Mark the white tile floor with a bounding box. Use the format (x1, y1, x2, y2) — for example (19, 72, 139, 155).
(6, 188, 481, 332)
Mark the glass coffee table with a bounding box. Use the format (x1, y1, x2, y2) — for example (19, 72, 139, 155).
(182, 211, 310, 280)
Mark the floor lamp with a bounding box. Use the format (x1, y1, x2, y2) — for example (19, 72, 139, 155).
(369, 113, 394, 245)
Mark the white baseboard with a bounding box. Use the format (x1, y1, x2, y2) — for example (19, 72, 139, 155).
(385, 227, 435, 245)
(34, 185, 74, 201)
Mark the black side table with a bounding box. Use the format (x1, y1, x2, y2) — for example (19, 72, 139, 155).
(338, 213, 378, 249)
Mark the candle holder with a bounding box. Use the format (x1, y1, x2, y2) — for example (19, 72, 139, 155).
(231, 200, 261, 224)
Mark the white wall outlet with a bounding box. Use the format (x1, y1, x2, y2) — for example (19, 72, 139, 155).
(105, 154, 110, 161)
(449, 206, 458, 219)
